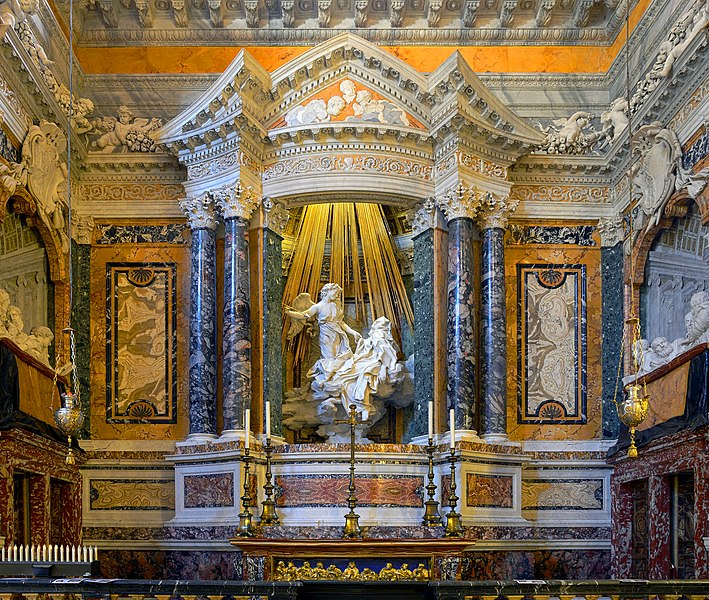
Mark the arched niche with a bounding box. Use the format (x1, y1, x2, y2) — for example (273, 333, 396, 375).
(0, 173, 70, 361)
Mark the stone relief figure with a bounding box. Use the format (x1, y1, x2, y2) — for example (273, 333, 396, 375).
(537, 111, 601, 155)
(600, 97, 629, 142)
(0, 288, 54, 365)
(281, 78, 411, 128)
(0, 0, 37, 36)
(0, 121, 70, 252)
(90, 105, 163, 152)
(633, 291, 709, 377)
(632, 122, 709, 232)
(282, 283, 413, 442)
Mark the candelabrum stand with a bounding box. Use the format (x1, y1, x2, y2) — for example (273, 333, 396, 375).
(259, 438, 280, 525)
(337, 404, 362, 539)
(422, 437, 442, 526)
(236, 447, 255, 537)
(443, 447, 463, 537)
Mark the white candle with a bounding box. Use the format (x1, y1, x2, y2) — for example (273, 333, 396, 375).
(265, 401, 271, 440)
(88, 547, 93, 562)
(83, 546, 87, 562)
(12, 545, 17, 561)
(428, 400, 434, 439)
(244, 408, 250, 450)
(19, 545, 23, 561)
(449, 408, 455, 449)
(60, 545, 64, 562)
(30, 545, 35, 561)
(43, 544, 47, 561)
(54, 544, 59, 562)
(2, 546, 5, 561)
(94, 546, 98, 561)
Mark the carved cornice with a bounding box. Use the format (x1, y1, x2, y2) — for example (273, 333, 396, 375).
(212, 183, 259, 220)
(476, 193, 518, 230)
(179, 193, 216, 229)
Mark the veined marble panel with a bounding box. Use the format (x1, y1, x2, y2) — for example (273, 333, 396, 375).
(106, 263, 177, 424)
(90, 244, 189, 439)
(506, 244, 602, 441)
(518, 264, 587, 424)
(184, 473, 234, 508)
(508, 225, 596, 247)
(275, 475, 423, 508)
(96, 224, 188, 245)
(522, 479, 604, 510)
(466, 474, 514, 509)
(90, 479, 175, 510)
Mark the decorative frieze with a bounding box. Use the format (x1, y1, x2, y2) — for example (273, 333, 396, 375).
(509, 185, 611, 204)
(179, 194, 216, 230)
(262, 154, 433, 182)
(78, 183, 184, 204)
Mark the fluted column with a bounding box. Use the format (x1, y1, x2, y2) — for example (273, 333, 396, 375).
(180, 194, 218, 441)
(213, 184, 259, 435)
(439, 186, 481, 438)
(477, 194, 517, 443)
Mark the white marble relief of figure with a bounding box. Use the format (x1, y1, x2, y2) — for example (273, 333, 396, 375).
(281, 79, 411, 128)
(633, 291, 709, 378)
(91, 105, 163, 153)
(283, 283, 412, 442)
(0, 0, 37, 36)
(0, 288, 54, 365)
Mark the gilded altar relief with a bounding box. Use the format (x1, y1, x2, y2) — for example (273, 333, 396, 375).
(517, 263, 587, 424)
(271, 79, 423, 129)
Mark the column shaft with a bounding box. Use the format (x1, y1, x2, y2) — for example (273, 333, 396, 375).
(222, 216, 251, 431)
(480, 227, 508, 440)
(188, 227, 217, 437)
(446, 217, 476, 430)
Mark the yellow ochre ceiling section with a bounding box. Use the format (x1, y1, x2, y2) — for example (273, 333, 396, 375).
(72, 0, 651, 75)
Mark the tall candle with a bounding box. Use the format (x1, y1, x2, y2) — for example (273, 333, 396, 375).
(83, 546, 87, 562)
(12, 545, 17, 561)
(30, 545, 35, 561)
(2, 546, 5, 561)
(43, 544, 47, 561)
(265, 400, 271, 440)
(428, 400, 434, 440)
(244, 408, 250, 450)
(19, 545, 24, 561)
(60, 545, 64, 562)
(449, 408, 455, 449)
(88, 547, 93, 562)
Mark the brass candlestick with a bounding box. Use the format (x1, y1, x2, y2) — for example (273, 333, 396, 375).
(422, 437, 442, 526)
(236, 447, 255, 537)
(259, 438, 280, 525)
(336, 404, 362, 539)
(443, 447, 463, 537)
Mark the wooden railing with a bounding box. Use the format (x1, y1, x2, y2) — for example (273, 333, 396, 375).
(1, 578, 709, 600)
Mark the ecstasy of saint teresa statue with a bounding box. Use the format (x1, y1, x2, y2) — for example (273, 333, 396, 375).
(283, 283, 412, 442)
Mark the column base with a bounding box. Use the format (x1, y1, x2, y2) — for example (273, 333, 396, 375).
(176, 433, 218, 447)
(260, 434, 287, 445)
(444, 429, 482, 446)
(218, 429, 254, 445)
(481, 433, 520, 446)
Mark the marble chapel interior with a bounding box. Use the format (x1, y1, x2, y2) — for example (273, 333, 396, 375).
(0, 0, 708, 590)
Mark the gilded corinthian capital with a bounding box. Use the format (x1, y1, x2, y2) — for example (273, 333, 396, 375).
(212, 182, 259, 220)
(179, 193, 216, 230)
(476, 193, 518, 230)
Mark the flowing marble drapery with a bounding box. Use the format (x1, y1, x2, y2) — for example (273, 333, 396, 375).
(180, 195, 218, 439)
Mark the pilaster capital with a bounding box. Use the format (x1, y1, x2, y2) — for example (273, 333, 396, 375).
(71, 213, 95, 244)
(476, 193, 519, 230)
(406, 197, 437, 235)
(437, 183, 482, 222)
(179, 193, 217, 230)
(597, 213, 624, 247)
(262, 197, 290, 235)
(212, 182, 259, 220)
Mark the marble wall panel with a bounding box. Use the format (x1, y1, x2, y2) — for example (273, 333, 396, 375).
(90, 243, 189, 439)
(521, 479, 603, 510)
(463, 549, 610, 579)
(465, 473, 513, 508)
(601, 243, 623, 439)
(518, 263, 586, 423)
(505, 238, 602, 441)
(106, 264, 177, 423)
(183, 473, 234, 508)
(96, 224, 188, 245)
(275, 475, 424, 508)
(98, 550, 241, 579)
(89, 479, 175, 510)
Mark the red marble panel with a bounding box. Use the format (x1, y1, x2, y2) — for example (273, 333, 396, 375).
(466, 473, 513, 508)
(275, 475, 423, 508)
(184, 473, 234, 508)
(648, 475, 670, 578)
(29, 475, 50, 545)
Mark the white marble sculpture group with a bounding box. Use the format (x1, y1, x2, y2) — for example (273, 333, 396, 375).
(0, 288, 53, 365)
(634, 291, 709, 377)
(282, 283, 413, 443)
